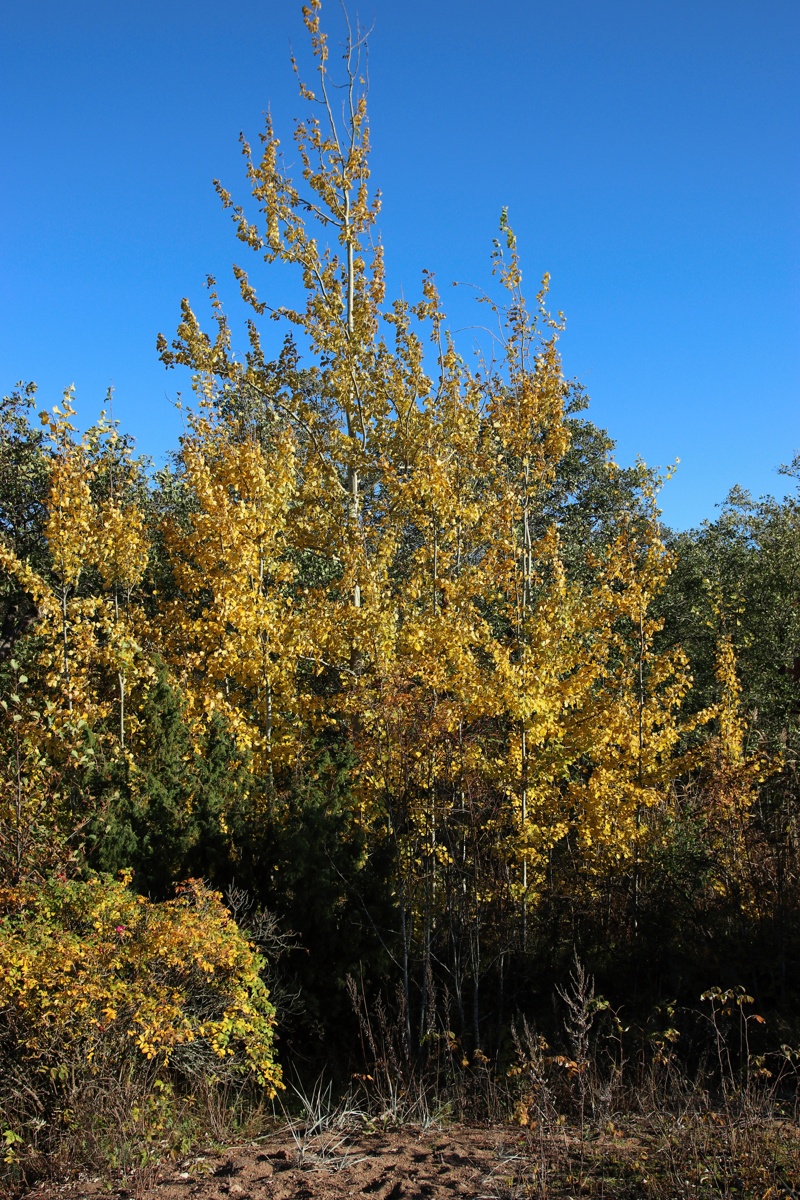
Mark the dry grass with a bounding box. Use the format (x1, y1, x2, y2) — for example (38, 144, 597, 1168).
(3, 963, 799, 1199)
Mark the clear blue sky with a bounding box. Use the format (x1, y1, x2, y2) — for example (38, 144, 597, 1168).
(1, 0, 798, 529)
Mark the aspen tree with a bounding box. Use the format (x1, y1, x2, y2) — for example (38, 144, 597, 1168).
(158, 407, 302, 786)
(0, 395, 151, 880)
(89, 411, 150, 751)
(693, 630, 769, 913)
(155, 2, 707, 1037)
(564, 516, 698, 880)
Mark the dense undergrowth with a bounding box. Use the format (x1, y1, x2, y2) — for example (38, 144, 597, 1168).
(3, 944, 798, 1197)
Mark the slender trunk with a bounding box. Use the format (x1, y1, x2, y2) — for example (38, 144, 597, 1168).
(433, 524, 438, 616)
(633, 605, 646, 934)
(259, 552, 275, 787)
(420, 913, 430, 1049)
(118, 672, 125, 750)
(14, 722, 23, 882)
(421, 699, 437, 1046)
(344, 189, 361, 612)
(469, 886, 482, 1049)
(61, 586, 72, 713)
(345, 196, 354, 340)
(114, 587, 125, 749)
(520, 474, 531, 947)
(451, 914, 466, 1036)
(399, 880, 413, 1055)
(266, 681, 274, 789)
(521, 724, 528, 949)
(347, 464, 361, 610)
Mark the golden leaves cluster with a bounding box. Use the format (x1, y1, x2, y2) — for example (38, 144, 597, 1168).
(7, 3, 765, 943)
(0, 395, 152, 880)
(0, 874, 281, 1092)
(152, 7, 741, 926)
(160, 413, 303, 775)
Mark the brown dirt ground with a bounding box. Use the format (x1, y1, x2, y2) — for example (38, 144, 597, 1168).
(15, 1120, 800, 1200)
(18, 1126, 531, 1200)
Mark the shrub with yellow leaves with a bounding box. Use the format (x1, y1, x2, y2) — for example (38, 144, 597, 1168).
(0, 872, 281, 1090)
(0, 872, 282, 1178)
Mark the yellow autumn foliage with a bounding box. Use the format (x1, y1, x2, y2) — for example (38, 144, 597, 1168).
(0, 13, 772, 1114)
(0, 874, 282, 1094)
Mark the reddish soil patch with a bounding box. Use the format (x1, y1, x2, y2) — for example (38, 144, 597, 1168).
(20, 1126, 522, 1200)
(16, 1120, 800, 1199)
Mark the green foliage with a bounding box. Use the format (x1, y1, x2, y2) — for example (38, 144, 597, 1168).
(87, 669, 247, 897)
(228, 739, 395, 1067)
(0, 384, 50, 569)
(652, 486, 800, 1010)
(661, 486, 800, 741)
(540, 405, 662, 577)
(0, 386, 50, 679)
